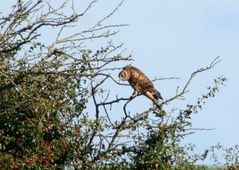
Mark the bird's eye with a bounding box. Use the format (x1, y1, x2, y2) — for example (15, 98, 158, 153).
(119, 71, 126, 79)
(120, 72, 124, 78)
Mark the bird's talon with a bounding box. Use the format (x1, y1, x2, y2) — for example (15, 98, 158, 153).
(130, 91, 138, 98)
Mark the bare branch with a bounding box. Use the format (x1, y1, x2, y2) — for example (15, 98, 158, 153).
(164, 56, 221, 104)
(123, 56, 221, 122)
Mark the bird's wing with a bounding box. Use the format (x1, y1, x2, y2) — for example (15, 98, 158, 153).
(130, 66, 154, 88)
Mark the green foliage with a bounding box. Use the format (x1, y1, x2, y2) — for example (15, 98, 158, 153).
(0, 1, 127, 169)
(0, 47, 88, 168)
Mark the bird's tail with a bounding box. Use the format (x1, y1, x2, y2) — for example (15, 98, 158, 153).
(150, 88, 163, 100)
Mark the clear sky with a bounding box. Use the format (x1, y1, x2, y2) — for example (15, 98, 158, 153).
(2, 0, 239, 164)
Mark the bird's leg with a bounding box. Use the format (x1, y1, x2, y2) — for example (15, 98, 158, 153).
(130, 90, 138, 98)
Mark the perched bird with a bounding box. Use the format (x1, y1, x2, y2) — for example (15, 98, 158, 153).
(118, 65, 163, 102)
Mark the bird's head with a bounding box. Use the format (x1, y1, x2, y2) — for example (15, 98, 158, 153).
(118, 65, 131, 81)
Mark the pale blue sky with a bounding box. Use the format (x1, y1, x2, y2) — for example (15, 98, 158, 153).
(2, 0, 239, 164)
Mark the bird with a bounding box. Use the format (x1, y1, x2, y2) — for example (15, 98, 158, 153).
(118, 65, 163, 103)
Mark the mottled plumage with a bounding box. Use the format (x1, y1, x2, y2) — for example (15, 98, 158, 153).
(118, 65, 163, 101)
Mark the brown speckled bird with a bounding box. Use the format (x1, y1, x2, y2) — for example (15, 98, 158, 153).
(118, 65, 163, 102)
